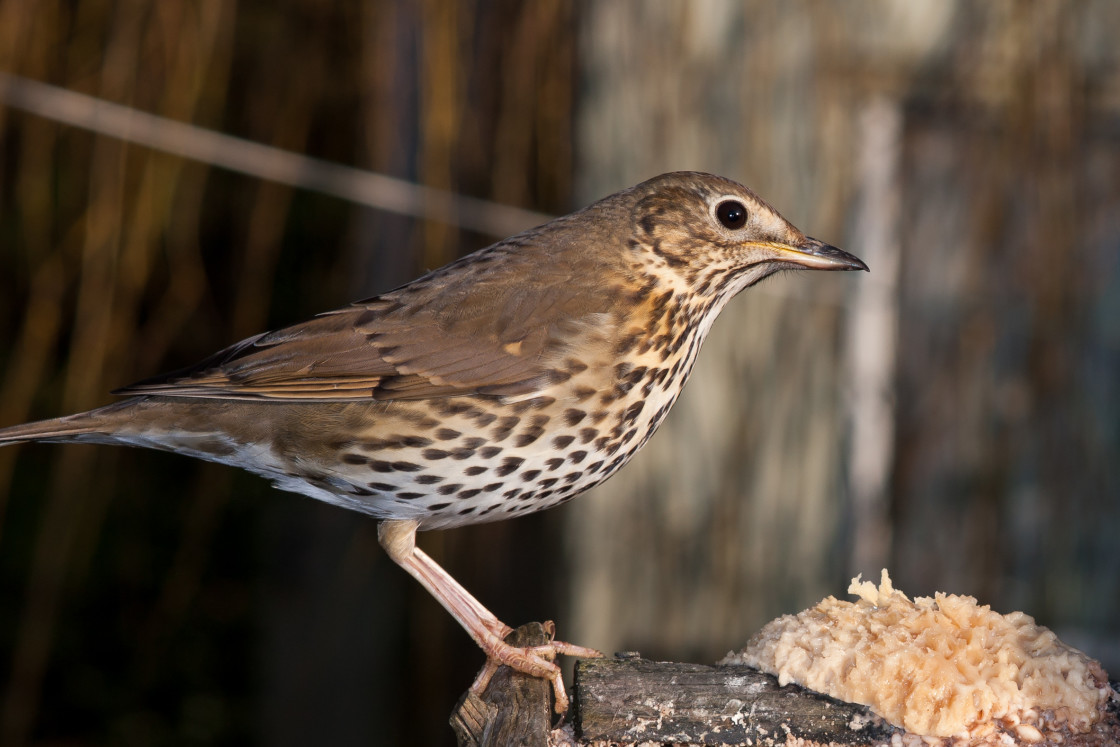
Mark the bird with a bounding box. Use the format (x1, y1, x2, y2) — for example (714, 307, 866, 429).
(0, 171, 867, 712)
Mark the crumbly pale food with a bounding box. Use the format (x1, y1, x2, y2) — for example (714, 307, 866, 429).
(723, 570, 1112, 741)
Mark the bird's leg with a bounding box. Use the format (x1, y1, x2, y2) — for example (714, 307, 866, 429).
(377, 519, 602, 714)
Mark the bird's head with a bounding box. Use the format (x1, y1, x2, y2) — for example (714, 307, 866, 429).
(621, 172, 867, 304)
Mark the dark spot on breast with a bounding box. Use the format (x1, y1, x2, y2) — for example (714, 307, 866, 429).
(538, 478, 558, 490)
(563, 472, 582, 483)
(414, 474, 443, 484)
(436, 401, 474, 417)
(438, 484, 463, 495)
(451, 448, 476, 460)
(573, 386, 597, 402)
(368, 482, 399, 491)
(462, 437, 486, 449)
(370, 461, 395, 473)
(473, 412, 498, 427)
(565, 358, 589, 374)
(392, 461, 422, 472)
(587, 460, 604, 473)
(569, 450, 587, 463)
(398, 492, 424, 500)
(464, 465, 487, 476)
(421, 448, 450, 460)
(483, 482, 502, 492)
(458, 489, 481, 500)
(520, 470, 541, 482)
(578, 428, 597, 444)
(428, 502, 451, 511)
(545, 458, 564, 471)
(349, 487, 374, 496)
(342, 453, 369, 465)
(502, 489, 522, 499)
(496, 457, 524, 477)
(492, 416, 520, 442)
(458, 507, 476, 516)
(552, 435, 575, 449)
(564, 409, 587, 427)
(513, 428, 544, 447)
(512, 396, 555, 414)
(622, 401, 645, 424)
(436, 428, 461, 441)
(546, 370, 572, 386)
(360, 434, 433, 450)
(479, 446, 503, 458)
(591, 410, 610, 424)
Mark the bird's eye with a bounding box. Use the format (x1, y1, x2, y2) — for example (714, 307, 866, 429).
(715, 200, 748, 230)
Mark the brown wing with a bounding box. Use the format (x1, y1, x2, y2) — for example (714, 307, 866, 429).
(115, 240, 623, 402)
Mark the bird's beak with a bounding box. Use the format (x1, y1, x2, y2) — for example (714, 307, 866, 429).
(768, 236, 869, 272)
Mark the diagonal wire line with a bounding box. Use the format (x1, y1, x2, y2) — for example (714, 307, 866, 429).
(0, 72, 553, 238)
(0, 73, 861, 308)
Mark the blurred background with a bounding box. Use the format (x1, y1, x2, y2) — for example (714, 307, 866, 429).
(0, 1, 1118, 745)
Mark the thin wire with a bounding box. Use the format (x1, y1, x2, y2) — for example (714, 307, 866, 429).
(0, 72, 553, 238)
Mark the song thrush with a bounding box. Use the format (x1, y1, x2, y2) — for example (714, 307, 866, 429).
(0, 171, 866, 711)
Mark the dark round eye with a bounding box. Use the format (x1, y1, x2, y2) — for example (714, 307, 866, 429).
(715, 200, 748, 230)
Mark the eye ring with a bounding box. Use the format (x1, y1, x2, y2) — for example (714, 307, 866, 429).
(715, 200, 749, 230)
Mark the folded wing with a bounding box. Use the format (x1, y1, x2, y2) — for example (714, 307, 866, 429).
(117, 242, 620, 402)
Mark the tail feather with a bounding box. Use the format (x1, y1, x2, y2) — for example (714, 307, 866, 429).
(0, 412, 109, 445)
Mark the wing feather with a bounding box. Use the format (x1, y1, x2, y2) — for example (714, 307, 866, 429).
(115, 232, 625, 403)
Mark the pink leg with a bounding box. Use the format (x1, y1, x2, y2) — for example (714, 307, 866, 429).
(378, 519, 603, 713)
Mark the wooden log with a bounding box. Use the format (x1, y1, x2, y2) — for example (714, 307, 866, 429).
(573, 656, 896, 746)
(453, 643, 1120, 746)
(450, 623, 554, 747)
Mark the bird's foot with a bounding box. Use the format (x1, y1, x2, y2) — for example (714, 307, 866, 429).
(470, 620, 604, 714)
